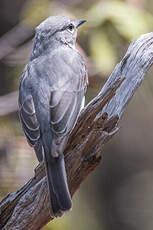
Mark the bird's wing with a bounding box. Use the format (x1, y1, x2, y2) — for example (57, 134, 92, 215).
(19, 94, 40, 147)
(19, 93, 43, 162)
(49, 51, 88, 136)
(18, 66, 43, 162)
(50, 89, 84, 136)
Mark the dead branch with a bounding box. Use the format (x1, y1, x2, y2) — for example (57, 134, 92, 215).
(1, 32, 153, 230)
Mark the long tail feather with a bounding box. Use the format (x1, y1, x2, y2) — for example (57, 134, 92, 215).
(44, 153, 72, 216)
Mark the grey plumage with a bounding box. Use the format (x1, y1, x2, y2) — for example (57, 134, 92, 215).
(19, 15, 88, 216)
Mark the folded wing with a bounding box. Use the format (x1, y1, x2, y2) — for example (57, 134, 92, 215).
(50, 89, 84, 136)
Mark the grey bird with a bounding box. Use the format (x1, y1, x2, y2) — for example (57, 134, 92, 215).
(18, 15, 88, 216)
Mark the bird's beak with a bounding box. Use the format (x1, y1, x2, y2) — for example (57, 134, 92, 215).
(75, 19, 86, 28)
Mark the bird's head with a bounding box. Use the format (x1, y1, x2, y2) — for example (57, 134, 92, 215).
(31, 15, 86, 59)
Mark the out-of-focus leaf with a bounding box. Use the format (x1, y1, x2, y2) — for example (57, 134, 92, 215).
(21, 0, 51, 27)
(87, 1, 153, 39)
(90, 30, 117, 75)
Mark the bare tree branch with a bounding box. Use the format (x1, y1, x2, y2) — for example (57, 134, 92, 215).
(1, 32, 153, 230)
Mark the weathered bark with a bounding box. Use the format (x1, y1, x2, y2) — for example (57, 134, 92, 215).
(1, 32, 153, 230)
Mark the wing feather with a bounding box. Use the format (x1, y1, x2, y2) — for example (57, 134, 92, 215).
(49, 51, 88, 137)
(50, 90, 84, 136)
(19, 95, 40, 146)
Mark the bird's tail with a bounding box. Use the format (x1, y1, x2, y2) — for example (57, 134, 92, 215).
(44, 152, 72, 216)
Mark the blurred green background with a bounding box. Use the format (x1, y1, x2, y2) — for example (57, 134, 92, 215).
(1, 0, 153, 229)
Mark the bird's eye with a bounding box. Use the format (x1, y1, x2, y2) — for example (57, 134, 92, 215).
(67, 23, 75, 33)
